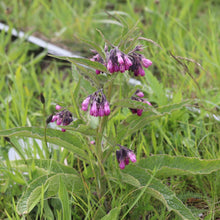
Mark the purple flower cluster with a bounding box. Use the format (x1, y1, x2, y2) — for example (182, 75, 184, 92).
(107, 48, 133, 74)
(128, 45, 152, 77)
(81, 90, 110, 117)
(48, 105, 73, 132)
(130, 90, 152, 116)
(116, 145, 136, 169)
(90, 45, 152, 77)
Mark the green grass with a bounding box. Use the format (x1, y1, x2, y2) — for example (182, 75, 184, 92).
(0, 0, 220, 219)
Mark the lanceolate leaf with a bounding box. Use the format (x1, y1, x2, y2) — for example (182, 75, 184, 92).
(0, 127, 87, 160)
(66, 124, 97, 136)
(17, 173, 82, 215)
(101, 207, 121, 220)
(122, 167, 196, 220)
(11, 159, 79, 175)
(138, 155, 220, 177)
(17, 175, 49, 215)
(45, 173, 82, 198)
(80, 38, 106, 59)
(112, 98, 156, 111)
(59, 177, 71, 220)
(117, 19, 140, 49)
(145, 71, 167, 105)
(116, 112, 162, 142)
(71, 62, 101, 87)
(67, 57, 107, 73)
(116, 100, 190, 141)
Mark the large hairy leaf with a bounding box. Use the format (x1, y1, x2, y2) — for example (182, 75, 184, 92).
(17, 175, 49, 215)
(17, 173, 82, 215)
(116, 100, 190, 141)
(0, 127, 87, 160)
(11, 159, 79, 175)
(122, 166, 196, 220)
(101, 207, 120, 220)
(67, 57, 107, 73)
(138, 155, 220, 176)
(59, 177, 71, 220)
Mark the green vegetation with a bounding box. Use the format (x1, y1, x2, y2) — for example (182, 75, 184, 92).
(0, 0, 220, 219)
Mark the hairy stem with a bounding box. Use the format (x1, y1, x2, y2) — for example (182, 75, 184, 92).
(95, 76, 114, 198)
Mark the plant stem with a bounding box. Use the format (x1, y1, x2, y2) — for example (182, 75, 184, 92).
(95, 76, 114, 198)
(42, 101, 50, 158)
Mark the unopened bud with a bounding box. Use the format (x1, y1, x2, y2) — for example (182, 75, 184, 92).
(40, 93, 45, 104)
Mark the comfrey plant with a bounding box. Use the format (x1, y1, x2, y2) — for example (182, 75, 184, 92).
(48, 39, 153, 170)
(2, 26, 202, 219)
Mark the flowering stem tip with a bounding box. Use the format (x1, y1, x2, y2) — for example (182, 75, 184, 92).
(116, 145, 136, 169)
(81, 90, 110, 117)
(90, 45, 152, 77)
(48, 106, 73, 132)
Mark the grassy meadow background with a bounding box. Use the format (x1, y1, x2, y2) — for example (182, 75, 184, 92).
(0, 0, 220, 219)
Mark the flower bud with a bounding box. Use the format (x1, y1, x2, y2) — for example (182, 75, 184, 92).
(82, 96, 90, 111)
(142, 58, 152, 68)
(104, 101, 110, 116)
(98, 107, 105, 117)
(137, 109, 143, 116)
(136, 91, 144, 98)
(128, 151, 136, 163)
(56, 105, 62, 110)
(117, 52, 124, 65)
(90, 102, 98, 117)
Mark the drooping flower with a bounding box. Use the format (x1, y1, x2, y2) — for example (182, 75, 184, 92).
(104, 101, 110, 116)
(106, 47, 133, 74)
(135, 89, 144, 98)
(81, 89, 110, 117)
(56, 105, 62, 110)
(130, 91, 152, 116)
(81, 96, 91, 111)
(48, 107, 73, 132)
(116, 145, 136, 169)
(90, 140, 95, 145)
(128, 45, 152, 77)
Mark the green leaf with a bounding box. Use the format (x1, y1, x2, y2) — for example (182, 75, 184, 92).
(0, 127, 88, 160)
(59, 176, 71, 220)
(43, 200, 54, 220)
(17, 173, 82, 215)
(144, 71, 167, 105)
(66, 124, 97, 136)
(80, 38, 105, 59)
(96, 28, 114, 48)
(122, 167, 196, 220)
(17, 175, 49, 215)
(101, 207, 121, 220)
(156, 100, 191, 114)
(71, 61, 102, 88)
(116, 100, 190, 141)
(67, 57, 107, 73)
(11, 159, 79, 175)
(112, 98, 156, 111)
(118, 19, 140, 49)
(138, 155, 220, 176)
(116, 112, 160, 142)
(72, 61, 109, 89)
(45, 173, 82, 198)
